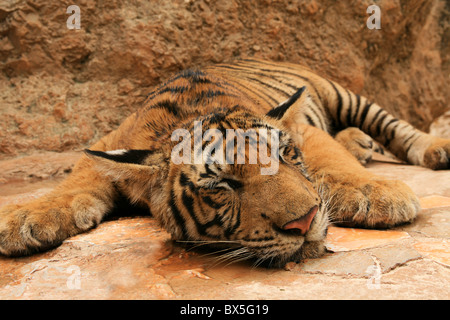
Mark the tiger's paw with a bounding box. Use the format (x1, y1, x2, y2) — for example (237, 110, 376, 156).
(323, 176, 420, 228)
(423, 138, 450, 170)
(0, 194, 107, 256)
(335, 127, 374, 165)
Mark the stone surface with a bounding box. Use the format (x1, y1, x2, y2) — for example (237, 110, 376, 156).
(413, 240, 450, 267)
(366, 162, 450, 198)
(400, 207, 450, 238)
(326, 227, 410, 252)
(0, 0, 449, 159)
(0, 151, 81, 184)
(0, 156, 449, 300)
(420, 195, 450, 209)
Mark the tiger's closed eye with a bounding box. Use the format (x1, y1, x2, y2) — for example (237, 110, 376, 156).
(202, 178, 243, 191)
(220, 178, 243, 190)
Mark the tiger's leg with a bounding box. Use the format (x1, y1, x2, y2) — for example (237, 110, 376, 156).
(300, 124, 420, 228)
(322, 80, 450, 170)
(334, 127, 375, 165)
(0, 154, 117, 256)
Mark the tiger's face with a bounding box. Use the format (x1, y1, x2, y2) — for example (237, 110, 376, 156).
(175, 161, 327, 267)
(166, 113, 328, 267)
(88, 88, 329, 267)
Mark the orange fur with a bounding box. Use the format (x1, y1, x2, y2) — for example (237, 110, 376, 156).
(1, 59, 448, 267)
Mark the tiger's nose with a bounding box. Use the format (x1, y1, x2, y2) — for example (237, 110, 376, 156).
(282, 205, 318, 236)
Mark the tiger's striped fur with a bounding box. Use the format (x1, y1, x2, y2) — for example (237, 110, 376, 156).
(207, 59, 449, 168)
(0, 59, 448, 267)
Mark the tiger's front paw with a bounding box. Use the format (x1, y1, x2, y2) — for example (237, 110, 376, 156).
(323, 176, 420, 228)
(0, 194, 107, 256)
(0, 205, 60, 256)
(423, 138, 450, 170)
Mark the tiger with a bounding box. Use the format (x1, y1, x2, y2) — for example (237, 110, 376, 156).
(0, 58, 449, 268)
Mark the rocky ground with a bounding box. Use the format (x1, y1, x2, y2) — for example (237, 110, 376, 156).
(1, 0, 449, 159)
(0, 153, 448, 300)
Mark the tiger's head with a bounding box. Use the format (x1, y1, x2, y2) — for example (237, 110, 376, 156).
(87, 87, 329, 267)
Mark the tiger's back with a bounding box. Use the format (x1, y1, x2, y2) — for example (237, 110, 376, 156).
(102, 58, 447, 170)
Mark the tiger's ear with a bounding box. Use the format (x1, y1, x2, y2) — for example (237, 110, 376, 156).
(266, 86, 310, 143)
(266, 86, 307, 120)
(84, 149, 167, 181)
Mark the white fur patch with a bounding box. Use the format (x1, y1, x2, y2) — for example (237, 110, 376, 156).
(106, 149, 128, 155)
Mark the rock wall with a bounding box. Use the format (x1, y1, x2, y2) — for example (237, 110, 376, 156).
(1, 0, 449, 159)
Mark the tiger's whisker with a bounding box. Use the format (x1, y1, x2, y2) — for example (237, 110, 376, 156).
(209, 247, 252, 267)
(176, 240, 240, 250)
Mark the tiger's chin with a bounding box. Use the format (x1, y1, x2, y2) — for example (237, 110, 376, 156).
(253, 239, 327, 268)
(297, 239, 327, 260)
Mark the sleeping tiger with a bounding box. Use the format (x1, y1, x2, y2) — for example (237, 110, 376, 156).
(0, 59, 449, 267)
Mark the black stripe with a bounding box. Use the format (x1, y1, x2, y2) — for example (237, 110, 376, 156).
(375, 113, 389, 136)
(390, 122, 400, 138)
(245, 76, 291, 98)
(358, 101, 373, 130)
(199, 164, 219, 179)
(381, 118, 399, 134)
(181, 191, 223, 238)
(384, 122, 400, 147)
(236, 60, 326, 106)
(157, 85, 189, 96)
(146, 69, 212, 100)
(182, 191, 196, 217)
(229, 64, 286, 84)
(224, 203, 241, 238)
(180, 69, 211, 84)
(271, 70, 324, 106)
(369, 109, 384, 136)
(306, 104, 326, 130)
(345, 90, 353, 127)
(213, 70, 279, 105)
(181, 191, 206, 236)
(403, 131, 417, 147)
(152, 100, 179, 115)
(202, 195, 226, 209)
(182, 191, 217, 237)
(205, 164, 217, 176)
(234, 65, 315, 106)
(327, 80, 343, 129)
(352, 95, 361, 125)
(405, 134, 421, 156)
(229, 63, 327, 115)
(305, 114, 316, 126)
(218, 64, 293, 99)
(179, 172, 198, 194)
(187, 89, 232, 105)
(169, 190, 188, 239)
(292, 146, 302, 160)
(179, 172, 190, 186)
